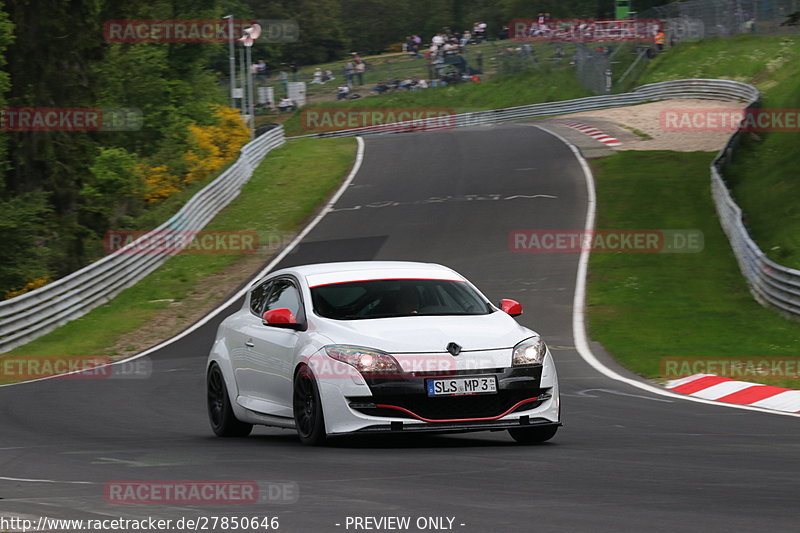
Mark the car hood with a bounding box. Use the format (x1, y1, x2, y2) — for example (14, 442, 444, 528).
(314, 311, 535, 353)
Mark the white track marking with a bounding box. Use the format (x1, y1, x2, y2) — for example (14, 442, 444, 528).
(664, 374, 800, 412)
(751, 391, 800, 411)
(330, 193, 557, 212)
(532, 124, 800, 418)
(0, 476, 94, 484)
(690, 381, 756, 400)
(560, 120, 623, 146)
(0, 137, 366, 388)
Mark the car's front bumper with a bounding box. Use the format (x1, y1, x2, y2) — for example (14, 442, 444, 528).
(312, 351, 560, 436)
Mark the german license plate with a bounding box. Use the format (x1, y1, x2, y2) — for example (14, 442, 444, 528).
(426, 376, 498, 397)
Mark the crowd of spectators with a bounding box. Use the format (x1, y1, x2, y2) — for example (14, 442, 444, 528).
(252, 21, 504, 108)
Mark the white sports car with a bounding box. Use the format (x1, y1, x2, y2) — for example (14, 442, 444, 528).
(207, 261, 560, 445)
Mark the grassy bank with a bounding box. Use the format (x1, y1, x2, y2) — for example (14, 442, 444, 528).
(588, 151, 800, 388)
(282, 64, 590, 136)
(3, 138, 356, 374)
(256, 40, 577, 103)
(640, 34, 800, 268)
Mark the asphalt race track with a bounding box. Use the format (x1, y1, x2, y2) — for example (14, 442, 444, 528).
(1, 124, 797, 532)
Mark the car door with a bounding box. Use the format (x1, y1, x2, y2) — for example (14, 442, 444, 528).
(239, 277, 304, 417)
(230, 279, 272, 401)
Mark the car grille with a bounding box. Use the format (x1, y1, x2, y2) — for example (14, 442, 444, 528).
(349, 389, 544, 421)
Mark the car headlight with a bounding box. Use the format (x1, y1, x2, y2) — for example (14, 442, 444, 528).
(512, 337, 547, 366)
(324, 345, 401, 374)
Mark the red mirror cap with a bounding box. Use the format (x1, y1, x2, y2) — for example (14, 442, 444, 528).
(262, 308, 298, 326)
(500, 299, 523, 317)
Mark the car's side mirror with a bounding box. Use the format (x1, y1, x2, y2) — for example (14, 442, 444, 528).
(499, 299, 523, 317)
(262, 308, 303, 330)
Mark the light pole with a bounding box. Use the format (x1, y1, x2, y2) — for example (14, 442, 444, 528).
(239, 24, 261, 139)
(239, 44, 247, 123)
(224, 15, 236, 109)
(245, 39, 255, 138)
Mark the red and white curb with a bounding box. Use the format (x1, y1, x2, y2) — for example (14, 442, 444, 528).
(665, 374, 800, 413)
(560, 120, 622, 147)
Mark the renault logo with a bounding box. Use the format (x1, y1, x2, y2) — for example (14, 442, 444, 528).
(446, 342, 462, 356)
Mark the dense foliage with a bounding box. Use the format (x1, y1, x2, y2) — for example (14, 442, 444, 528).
(0, 0, 675, 297)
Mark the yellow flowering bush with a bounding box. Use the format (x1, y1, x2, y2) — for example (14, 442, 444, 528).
(141, 164, 181, 203)
(4, 275, 51, 299)
(184, 105, 250, 184)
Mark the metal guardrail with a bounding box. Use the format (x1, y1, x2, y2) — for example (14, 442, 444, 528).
(292, 79, 757, 139)
(0, 127, 286, 353)
(295, 78, 800, 318)
(711, 99, 800, 317)
(3, 78, 795, 354)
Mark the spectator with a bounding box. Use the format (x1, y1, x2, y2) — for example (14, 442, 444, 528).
(460, 30, 471, 46)
(355, 59, 366, 85)
(323, 69, 335, 82)
(499, 25, 509, 40)
(371, 80, 390, 95)
(337, 85, 350, 100)
(278, 97, 294, 112)
(398, 77, 417, 90)
(310, 68, 324, 84)
(278, 71, 289, 95)
(344, 60, 355, 87)
(654, 31, 665, 51)
(477, 21, 487, 40)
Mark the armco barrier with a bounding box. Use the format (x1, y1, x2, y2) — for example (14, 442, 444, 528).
(711, 100, 800, 317)
(2, 79, 795, 353)
(0, 127, 285, 353)
(294, 79, 799, 319)
(291, 79, 759, 139)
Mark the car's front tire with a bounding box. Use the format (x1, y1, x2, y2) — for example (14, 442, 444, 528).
(508, 425, 558, 444)
(207, 363, 253, 437)
(293, 365, 327, 446)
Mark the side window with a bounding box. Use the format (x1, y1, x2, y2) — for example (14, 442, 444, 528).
(265, 279, 302, 317)
(250, 280, 272, 316)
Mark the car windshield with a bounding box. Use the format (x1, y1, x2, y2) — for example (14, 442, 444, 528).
(311, 278, 493, 320)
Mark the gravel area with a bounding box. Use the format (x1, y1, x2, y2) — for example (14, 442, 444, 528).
(562, 98, 748, 151)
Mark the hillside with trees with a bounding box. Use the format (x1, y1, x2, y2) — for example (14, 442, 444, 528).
(0, 0, 674, 298)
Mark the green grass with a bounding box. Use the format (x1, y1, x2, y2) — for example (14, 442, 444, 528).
(638, 35, 800, 268)
(4, 138, 356, 367)
(257, 40, 576, 102)
(588, 151, 800, 387)
(640, 34, 799, 86)
(282, 64, 590, 136)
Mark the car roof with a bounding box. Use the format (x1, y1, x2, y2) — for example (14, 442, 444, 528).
(262, 261, 466, 288)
